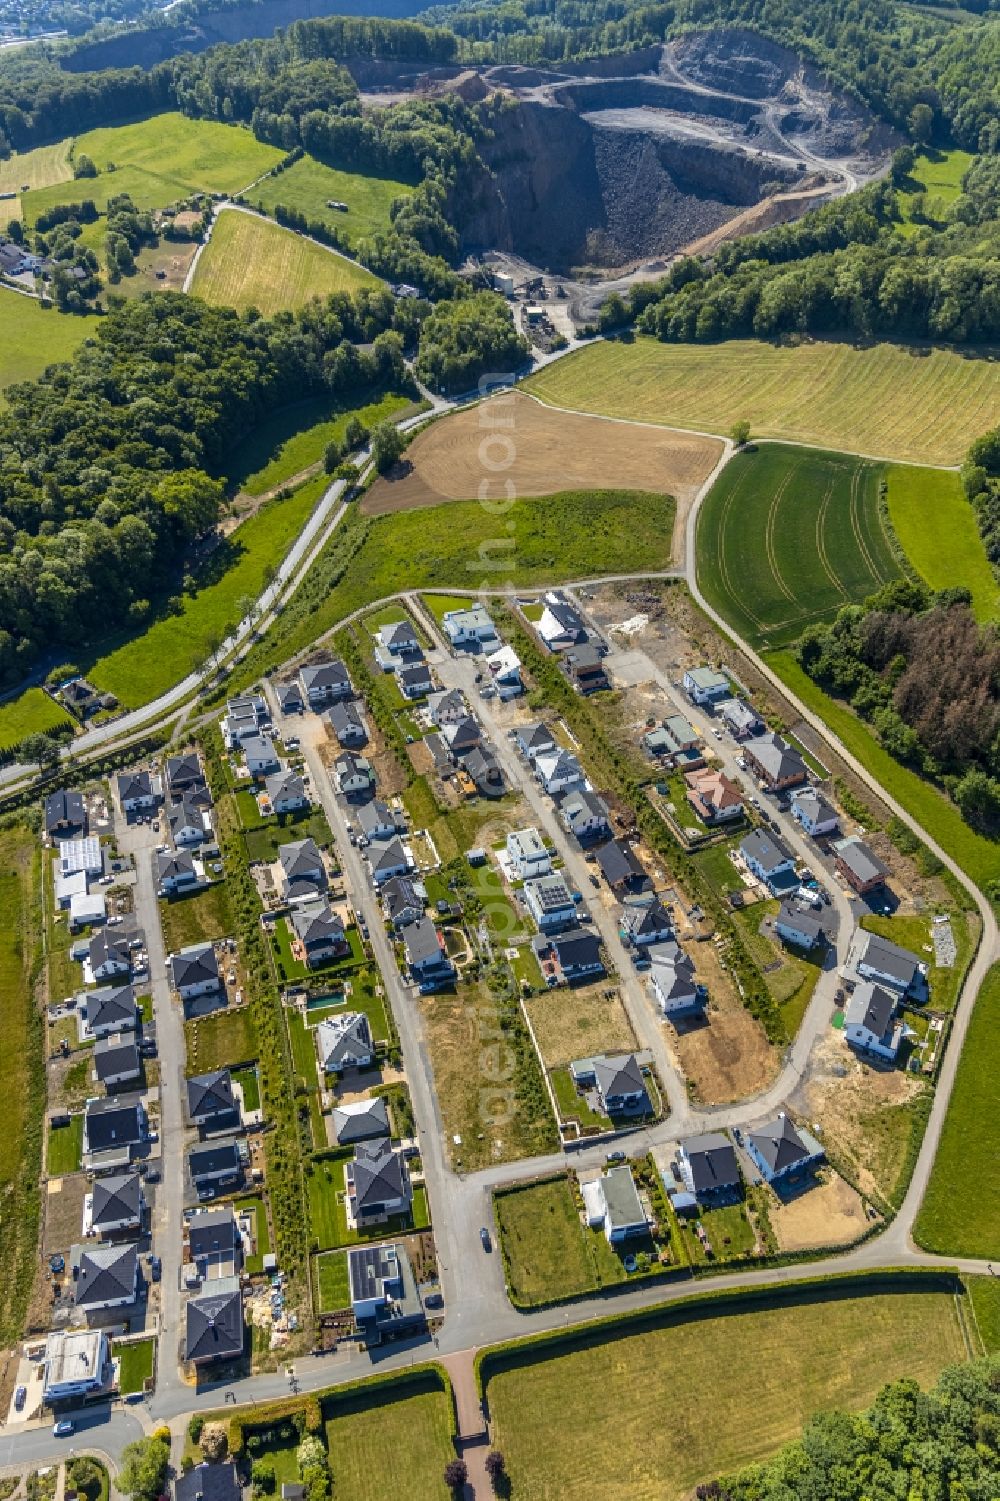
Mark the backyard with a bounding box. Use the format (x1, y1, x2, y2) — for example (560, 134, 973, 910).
(494, 1175, 642, 1306)
(306, 1151, 429, 1250)
(117, 1338, 155, 1395)
(185, 1008, 258, 1074)
(160, 885, 234, 953)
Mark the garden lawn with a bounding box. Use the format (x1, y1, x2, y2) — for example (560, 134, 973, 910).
(765, 651, 1000, 891)
(323, 1381, 454, 1501)
(494, 1176, 633, 1305)
(886, 464, 1000, 621)
(696, 444, 900, 650)
(89, 475, 326, 707)
(303, 971, 389, 1042)
(488, 1285, 967, 1501)
(526, 336, 1000, 466)
(0, 687, 74, 753)
(159, 884, 234, 952)
(191, 210, 378, 316)
(307, 1154, 429, 1249)
(232, 1065, 260, 1112)
(0, 294, 99, 408)
(968, 1276, 1000, 1353)
(243, 807, 332, 863)
(315, 1249, 349, 1312)
(914, 963, 1000, 1257)
(46, 1115, 82, 1176)
(230, 392, 413, 497)
(234, 1195, 270, 1273)
(117, 1338, 154, 1395)
(252, 155, 413, 248)
(860, 910, 972, 1013)
(185, 1008, 258, 1073)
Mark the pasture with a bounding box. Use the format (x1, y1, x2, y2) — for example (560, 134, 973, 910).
(696, 444, 900, 648)
(525, 337, 1000, 466)
(886, 464, 1000, 620)
(0, 292, 99, 408)
(252, 154, 412, 248)
(0, 138, 73, 224)
(486, 1283, 967, 1500)
(21, 114, 284, 225)
(323, 1382, 454, 1501)
(914, 963, 1000, 1258)
(363, 391, 721, 526)
(190, 210, 377, 316)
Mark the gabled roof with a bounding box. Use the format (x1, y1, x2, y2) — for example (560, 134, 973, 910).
(369, 835, 408, 874)
(398, 661, 431, 687)
(381, 620, 420, 650)
(265, 768, 307, 805)
(165, 752, 204, 791)
(169, 795, 207, 834)
(333, 1096, 390, 1145)
(184, 1283, 244, 1364)
(279, 838, 324, 880)
(747, 732, 806, 783)
(45, 788, 85, 832)
(535, 748, 581, 782)
(834, 835, 889, 887)
(187, 1069, 236, 1120)
(858, 930, 921, 987)
(776, 900, 823, 944)
(328, 700, 365, 737)
(351, 1139, 407, 1211)
(85, 1097, 145, 1152)
(91, 1172, 143, 1228)
(427, 688, 467, 727)
(189, 1139, 243, 1180)
(187, 1208, 238, 1259)
(291, 900, 345, 949)
(792, 788, 838, 826)
(465, 745, 504, 793)
(516, 722, 555, 754)
(317, 1011, 373, 1070)
(404, 918, 448, 967)
(157, 848, 197, 884)
(552, 927, 603, 970)
(747, 1114, 812, 1175)
(357, 800, 395, 835)
(442, 715, 482, 752)
(170, 943, 219, 989)
(561, 787, 609, 828)
(846, 980, 897, 1038)
(681, 1132, 739, 1193)
(335, 753, 373, 782)
(596, 838, 647, 888)
(118, 769, 154, 802)
(740, 828, 794, 874)
(382, 875, 423, 922)
(593, 1052, 644, 1099)
(94, 1036, 141, 1081)
(276, 680, 304, 710)
(74, 1241, 137, 1307)
(300, 658, 350, 692)
(621, 900, 672, 939)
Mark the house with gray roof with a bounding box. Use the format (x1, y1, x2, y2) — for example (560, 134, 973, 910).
(169, 796, 209, 846)
(791, 788, 839, 838)
(648, 942, 703, 1016)
(427, 688, 467, 727)
(678, 1132, 740, 1199)
(834, 835, 889, 894)
(165, 752, 206, 798)
(396, 661, 433, 700)
(855, 929, 926, 997)
(683, 666, 729, 704)
(265, 768, 308, 815)
(291, 901, 348, 967)
(187, 1207, 240, 1272)
(774, 900, 825, 950)
(597, 1166, 648, 1243)
(83, 1097, 147, 1165)
(550, 927, 605, 984)
(845, 981, 903, 1061)
(189, 1138, 245, 1192)
(299, 657, 351, 708)
(464, 744, 505, 798)
(335, 753, 375, 799)
(83, 984, 137, 1039)
(184, 1278, 244, 1366)
(746, 1114, 824, 1185)
(345, 1140, 412, 1228)
(382, 875, 424, 929)
(514, 722, 555, 763)
(367, 835, 410, 887)
(275, 680, 304, 716)
(560, 787, 610, 843)
(328, 700, 367, 747)
(169, 943, 220, 1000)
(186, 1069, 238, 1129)
(719, 697, 761, 738)
(571, 1053, 649, 1116)
(404, 918, 456, 990)
(316, 1011, 374, 1074)
(534, 747, 584, 797)
(89, 930, 132, 982)
(117, 769, 159, 813)
(740, 828, 797, 894)
(442, 715, 482, 755)
(524, 872, 577, 932)
(279, 838, 327, 902)
(596, 838, 650, 895)
(442, 603, 496, 648)
(744, 732, 807, 791)
(157, 847, 200, 896)
(242, 734, 279, 777)
(620, 899, 672, 949)
(377, 619, 421, 659)
(94, 1035, 142, 1089)
(72, 1242, 138, 1312)
(88, 1172, 144, 1236)
(333, 1096, 390, 1146)
(45, 788, 86, 838)
(356, 800, 397, 843)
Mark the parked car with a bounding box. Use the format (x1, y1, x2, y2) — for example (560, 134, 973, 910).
(144, 1166, 160, 1183)
(606, 1150, 626, 1164)
(14, 1385, 26, 1411)
(53, 1420, 75, 1437)
(149, 1255, 162, 1282)
(425, 1291, 444, 1309)
(479, 1226, 492, 1252)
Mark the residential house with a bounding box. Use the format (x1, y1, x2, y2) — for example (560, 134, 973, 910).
(719, 697, 761, 738)
(774, 901, 825, 950)
(560, 787, 611, 844)
(89, 930, 132, 981)
(83, 1098, 147, 1166)
(316, 1011, 374, 1074)
(264, 768, 309, 815)
(506, 827, 551, 880)
(424, 732, 453, 777)
(571, 1053, 649, 1115)
(94, 1035, 142, 1089)
(189, 1138, 245, 1193)
(345, 1140, 412, 1228)
(299, 658, 351, 708)
(744, 733, 807, 792)
(685, 768, 743, 825)
(441, 714, 482, 756)
(44, 789, 86, 839)
(377, 620, 422, 660)
(165, 753, 206, 798)
(60, 682, 102, 717)
(348, 1243, 425, 1334)
(597, 1166, 648, 1243)
(335, 753, 375, 799)
(55, 869, 88, 910)
(291, 901, 349, 967)
(42, 1330, 111, 1404)
(396, 660, 433, 700)
(465, 745, 506, 799)
(59, 836, 103, 879)
(220, 694, 268, 750)
(404, 918, 456, 990)
(596, 838, 650, 896)
(442, 603, 496, 648)
(275, 680, 304, 716)
(175, 1462, 243, 1501)
(327, 700, 367, 748)
(564, 642, 608, 693)
(791, 788, 839, 838)
(187, 1207, 240, 1275)
(648, 942, 703, 1016)
(357, 800, 398, 844)
(382, 876, 424, 930)
(427, 688, 467, 728)
(645, 713, 700, 762)
(184, 1281, 244, 1367)
(535, 926, 605, 984)
(169, 797, 209, 846)
(620, 899, 673, 949)
(486, 644, 523, 697)
(740, 829, 797, 894)
(83, 984, 137, 1039)
(834, 835, 889, 895)
(524, 872, 578, 932)
(72, 1242, 138, 1313)
(87, 1172, 144, 1237)
(69, 891, 107, 931)
(536, 592, 586, 650)
(855, 930, 926, 998)
(169, 943, 220, 1001)
(845, 981, 903, 1062)
(242, 734, 279, 777)
(367, 835, 410, 887)
(279, 838, 327, 903)
(514, 722, 555, 764)
(156, 848, 199, 896)
(333, 1096, 390, 1146)
(186, 1069, 238, 1130)
(745, 1114, 825, 1185)
(117, 770, 159, 814)
(678, 1132, 740, 1198)
(683, 666, 729, 704)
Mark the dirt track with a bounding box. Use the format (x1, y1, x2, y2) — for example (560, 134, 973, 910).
(362, 392, 723, 528)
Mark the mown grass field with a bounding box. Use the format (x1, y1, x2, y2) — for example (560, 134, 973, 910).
(185, 1007, 258, 1074)
(323, 1383, 454, 1501)
(117, 1338, 155, 1394)
(0, 829, 43, 1344)
(914, 963, 1000, 1257)
(895, 147, 975, 236)
(252, 155, 412, 248)
(159, 885, 234, 953)
(191, 210, 377, 316)
(0, 685, 74, 752)
(0, 138, 73, 224)
(697, 444, 900, 648)
(525, 337, 1000, 466)
(487, 1285, 967, 1500)
(0, 293, 99, 408)
(766, 651, 1000, 889)
(886, 464, 1000, 619)
(88, 474, 325, 706)
(232, 391, 413, 497)
(21, 114, 284, 226)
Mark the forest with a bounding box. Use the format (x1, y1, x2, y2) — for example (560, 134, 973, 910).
(708, 1354, 1000, 1500)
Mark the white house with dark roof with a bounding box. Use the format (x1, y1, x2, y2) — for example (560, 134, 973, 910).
(169, 943, 220, 1000)
(168, 797, 210, 846)
(45, 788, 86, 838)
(486, 643, 522, 697)
(548, 927, 605, 983)
(746, 1114, 824, 1185)
(290, 901, 348, 967)
(94, 1034, 142, 1089)
(719, 697, 761, 738)
(186, 1069, 238, 1129)
(165, 752, 206, 797)
(157, 848, 200, 897)
(356, 800, 397, 843)
(791, 788, 840, 838)
(648, 942, 703, 1016)
(328, 700, 367, 748)
(571, 1053, 649, 1115)
(404, 918, 456, 989)
(442, 714, 482, 755)
(740, 829, 797, 894)
(242, 733, 280, 777)
(72, 1241, 138, 1313)
(299, 658, 351, 708)
(536, 592, 586, 650)
(86, 1171, 144, 1237)
(534, 748, 585, 797)
(396, 660, 433, 699)
(335, 753, 375, 798)
(89, 930, 132, 982)
(845, 980, 903, 1061)
(775, 900, 825, 950)
(854, 929, 926, 998)
(345, 1139, 412, 1228)
(514, 722, 555, 763)
(185, 1278, 244, 1366)
(427, 687, 467, 728)
(523, 872, 577, 932)
(367, 835, 410, 887)
(275, 680, 304, 716)
(117, 769, 159, 814)
(621, 899, 673, 949)
(333, 1096, 390, 1146)
(81, 984, 137, 1038)
(279, 838, 327, 902)
(560, 787, 611, 843)
(678, 1132, 740, 1198)
(316, 1011, 374, 1074)
(382, 875, 424, 930)
(83, 1097, 147, 1166)
(265, 768, 309, 815)
(377, 619, 422, 659)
